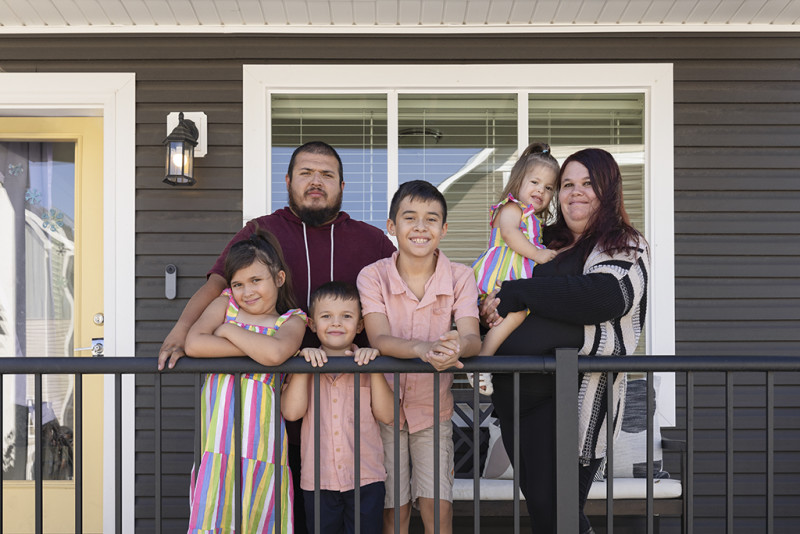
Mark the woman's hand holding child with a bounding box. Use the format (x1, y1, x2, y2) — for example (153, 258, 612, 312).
(479, 289, 503, 328)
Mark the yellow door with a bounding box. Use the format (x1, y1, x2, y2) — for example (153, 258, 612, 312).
(1, 117, 104, 533)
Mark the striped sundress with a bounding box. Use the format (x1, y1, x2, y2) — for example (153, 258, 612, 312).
(471, 194, 545, 295)
(188, 289, 306, 533)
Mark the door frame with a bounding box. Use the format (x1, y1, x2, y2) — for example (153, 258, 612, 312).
(0, 73, 136, 533)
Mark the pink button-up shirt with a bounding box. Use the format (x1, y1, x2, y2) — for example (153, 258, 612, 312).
(298, 371, 386, 492)
(357, 250, 479, 434)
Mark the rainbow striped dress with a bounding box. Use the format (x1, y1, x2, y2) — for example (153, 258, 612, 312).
(188, 289, 306, 533)
(472, 194, 545, 295)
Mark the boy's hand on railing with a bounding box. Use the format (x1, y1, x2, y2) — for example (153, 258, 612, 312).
(425, 331, 464, 371)
(349, 345, 380, 366)
(299, 347, 328, 367)
(426, 351, 464, 371)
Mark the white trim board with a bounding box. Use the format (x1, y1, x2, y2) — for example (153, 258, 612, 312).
(0, 23, 798, 34)
(242, 63, 677, 424)
(0, 72, 137, 534)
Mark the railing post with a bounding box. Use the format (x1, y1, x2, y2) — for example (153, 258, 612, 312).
(75, 374, 83, 533)
(354, 372, 361, 534)
(606, 371, 615, 534)
(646, 372, 654, 534)
(687, 371, 695, 534)
(274, 374, 282, 532)
(555, 348, 579, 534)
(234, 373, 242, 533)
(35, 374, 43, 534)
(115, 373, 122, 534)
(726, 372, 734, 533)
(1, 372, 3, 530)
(512, 372, 520, 534)
(154, 372, 162, 534)
(767, 371, 774, 534)
(314, 372, 321, 533)
(473, 383, 481, 532)
(433, 372, 440, 529)
(393, 373, 400, 534)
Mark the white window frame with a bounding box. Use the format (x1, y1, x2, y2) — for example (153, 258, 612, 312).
(242, 64, 676, 423)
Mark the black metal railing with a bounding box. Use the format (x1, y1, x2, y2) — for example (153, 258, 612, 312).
(1, 352, 798, 534)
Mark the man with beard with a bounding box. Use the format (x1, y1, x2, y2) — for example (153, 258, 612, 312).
(158, 141, 396, 532)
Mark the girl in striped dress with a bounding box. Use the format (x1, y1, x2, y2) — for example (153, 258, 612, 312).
(185, 229, 307, 533)
(470, 142, 560, 395)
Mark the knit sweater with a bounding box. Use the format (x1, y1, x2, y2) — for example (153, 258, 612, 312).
(577, 240, 650, 463)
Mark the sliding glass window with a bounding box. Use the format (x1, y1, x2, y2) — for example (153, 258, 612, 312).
(398, 94, 517, 264)
(270, 92, 644, 268)
(271, 94, 388, 229)
(530, 93, 645, 233)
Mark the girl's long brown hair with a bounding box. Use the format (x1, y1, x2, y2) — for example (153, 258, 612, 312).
(546, 148, 641, 258)
(500, 141, 560, 221)
(224, 225, 297, 314)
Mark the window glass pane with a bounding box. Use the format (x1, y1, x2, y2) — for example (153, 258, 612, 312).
(398, 94, 518, 265)
(271, 94, 388, 229)
(1, 141, 76, 480)
(529, 93, 645, 232)
(530, 93, 646, 354)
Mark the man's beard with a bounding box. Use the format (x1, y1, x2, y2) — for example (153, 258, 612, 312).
(288, 188, 343, 227)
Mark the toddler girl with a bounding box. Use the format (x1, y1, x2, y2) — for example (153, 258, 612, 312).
(470, 142, 560, 395)
(185, 228, 307, 533)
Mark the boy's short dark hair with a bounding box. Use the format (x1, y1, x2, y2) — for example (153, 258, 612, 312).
(308, 281, 362, 317)
(388, 180, 447, 223)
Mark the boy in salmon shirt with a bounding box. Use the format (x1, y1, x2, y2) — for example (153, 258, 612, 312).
(282, 281, 394, 533)
(356, 180, 481, 534)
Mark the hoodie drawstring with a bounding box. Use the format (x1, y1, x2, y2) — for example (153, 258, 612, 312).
(301, 222, 336, 309)
(302, 222, 311, 308)
(330, 224, 335, 282)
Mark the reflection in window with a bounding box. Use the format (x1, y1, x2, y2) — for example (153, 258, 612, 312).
(0, 141, 75, 480)
(271, 94, 388, 229)
(398, 94, 518, 265)
(530, 93, 645, 233)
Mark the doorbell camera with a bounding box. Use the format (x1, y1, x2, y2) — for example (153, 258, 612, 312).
(165, 264, 177, 300)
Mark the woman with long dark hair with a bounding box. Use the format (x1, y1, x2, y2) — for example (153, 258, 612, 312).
(490, 148, 650, 534)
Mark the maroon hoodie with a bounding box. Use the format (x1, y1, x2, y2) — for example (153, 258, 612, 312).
(209, 208, 395, 445)
(208, 207, 396, 349)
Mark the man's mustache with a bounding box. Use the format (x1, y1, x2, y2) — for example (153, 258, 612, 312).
(305, 187, 327, 197)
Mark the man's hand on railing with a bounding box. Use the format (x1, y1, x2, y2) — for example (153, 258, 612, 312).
(157, 325, 188, 370)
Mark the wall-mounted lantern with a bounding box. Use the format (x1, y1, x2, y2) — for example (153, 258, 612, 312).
(163, 111, 206, 186)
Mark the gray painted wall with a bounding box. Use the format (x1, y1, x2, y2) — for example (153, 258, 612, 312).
(1, 32, 798, 532)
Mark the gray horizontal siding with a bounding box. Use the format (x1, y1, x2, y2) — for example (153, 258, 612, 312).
(1, 32, 798, 533)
